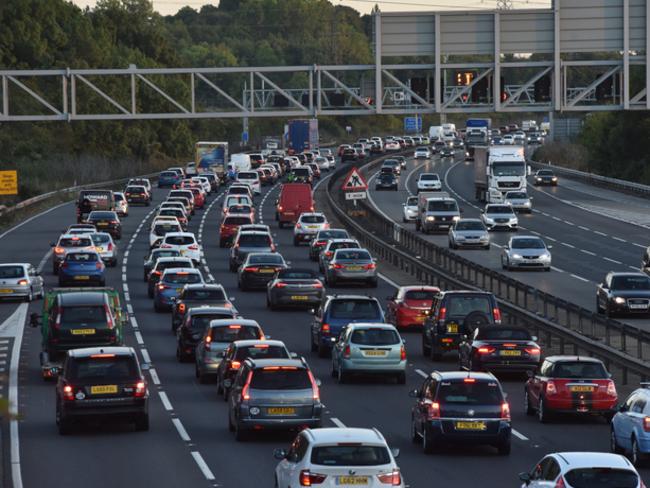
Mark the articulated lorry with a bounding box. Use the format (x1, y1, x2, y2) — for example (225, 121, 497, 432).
(288, 119, 319, 154)
(474, 145, 527, 203)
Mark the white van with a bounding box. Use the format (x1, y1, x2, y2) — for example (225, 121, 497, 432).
(428, 126, 443, 141)
(229, 153, 252, 173)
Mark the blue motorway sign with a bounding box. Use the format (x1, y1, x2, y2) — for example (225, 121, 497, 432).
(403, 116, 422, 133)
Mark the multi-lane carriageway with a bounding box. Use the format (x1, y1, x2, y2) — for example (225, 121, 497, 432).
(0, 152, 648, 488)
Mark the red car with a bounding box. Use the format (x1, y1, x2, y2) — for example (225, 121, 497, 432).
(386, 286, 439, 329)
(524, 355, 618, 423)
(189, 187, 205, 209)
(219, 215, 253, 248)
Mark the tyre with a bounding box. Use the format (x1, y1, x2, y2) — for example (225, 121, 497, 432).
(25, 288, 33, 303)
(611, 428, 624, 454)
(337, 365, 348, 384)
(410, 418, 420, 444)
(484, 244, 490, 250)
(154, 301, 162, 313)
(596, 298, 605, 314)
(234, 422, 247, 442)
(148, 286, 154, 299)
(422, 427, 436, 454)
(134, 413, 150, 432)
(497, 437, 511, 455)
(538, 397, 550, 423)
(631, 437, 644, 466)
(524, 388, 535, 416)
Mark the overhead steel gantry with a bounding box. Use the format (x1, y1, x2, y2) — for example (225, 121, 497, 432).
(0, 0, 648, 122)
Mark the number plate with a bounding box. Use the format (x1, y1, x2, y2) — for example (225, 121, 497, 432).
(0, 289, 13, 293)
(70, 328, 96, 335)
(176, 288, 183, 293)
(95, 247, 104, 252)
(259, 268, 275, 273)
(267, 407, 295, 415)
(455, 421, 487, 431)
(90, 385, 118, 394)
(97, 222, 108, 227)
(291, 295, 309, 301)
(336, 476, 368, 485)
(347, 266, 362, 271)
(569, 385, 594, 392)
(74, 276, 90, 280)
(500, 350, 521, 357)
(364, 350, 388, 357)
(629, 304, 648, 309)
(446, 323, 458, 333)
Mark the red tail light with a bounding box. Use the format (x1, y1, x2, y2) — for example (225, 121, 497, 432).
(321, 324, 330, 334)
(377, 470, 402, 485)
(17, 279, 28, 286)
(109, 220, 118, 224)
(607, 380, 617, 397)
(60, 262, 68, 270)
(546, 380, 557, 396)
(400, 345, 406, 361)
(62, 384, 75, 401)
(134, 381, 146, 398)
(554, 476, 566, 488)
(152, 270, 161, 276)
(54, 246, 65, 254)
(325, 251, 333, 258)
(160, 244, 172, 249)
(244, 267, 259, 273)
(188, 244, 199, 250)
(426, 401, 440, 420)
(363, 263, 376, 270)
(524, 347, 540, 355)
(308, 370, 320, 401)
(299, 470, 326, 486)
(501, 402, 511, 421)
(343, 345, 351, 359)
(478, 346, 495, 355)
(493, 307, 502, 323)
(95, 261, 103, 269)
(107, 243, 113, 251)
(275, 282, 288, 288)
(278, 205, 284, 211)
(241, 371, 253, 401)
(463, 377, 476, 383)
(158, 284, 168, 290)
(313, 282, 323, 289)
(204, 335, 212, 350)
(178, 303, 186, 313)
(332, 263, 344, 269)
(315, 241, 326, 247)
(437, 307, 446, 322)
(230, 360, 241, 370)
(295, 223, 302, 229)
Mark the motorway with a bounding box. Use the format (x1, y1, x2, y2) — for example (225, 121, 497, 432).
(0, 156, 648, 487)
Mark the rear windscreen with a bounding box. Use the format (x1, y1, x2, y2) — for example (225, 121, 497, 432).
(151, 250, 180, 260)
(331, 242, 359, 251)
(551, 361, 607, 379)
(90, 234, 111, 245)
(159, 209, 183, 218)
(158, 260, 192, 271)
(59, 238, 92, 248)
(184, 289, 225, 301)
(154, 224, 180, 235)
(351, 328, 400, 346)
(0, 266, 24, 278)
(210, 325, 261, 342)
(311, 446, 390, 466)
(89, 212, 115, 220)
(318, 230, 348, 240)
(60, 306, 107, 328)
(160, 171, 176, 177)
(190, 313, 233, 330)
(65, 253, 99, 262)
(250, 368, 310, 390)
(477, 328, 531, 340)
(67, 356, 138, 381)
(278, 270, 315, 279)
(249, 255, 283, 265)
(405, 290, 436, 301)
(235, 345, 289, 361)
(329, 300, 380, 320)
(239, 235, 270, 247)
(165, 236, 195, 246)
(294, 169, 309, 176)
(446, 296, 491, 316)
(164, 273, 202, 284)
(224, 217, 252, 226)
(564, 468, 638, 488)
(438, 381, 503, 404)
(336, 250, 370, 261)
(301, 215, 325, 224)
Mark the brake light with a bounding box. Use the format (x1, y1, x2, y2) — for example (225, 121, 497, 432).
(325, 251, 333, 258)
(400, 345, 406, 361)
(228, 325, 242, 329)
(152, 270, 161, 276)
(160, 244, 172, 249)
(109, 220, 118, 224)
(546, 380, 557, 396)
(188, 244, 199, 250)
(321, 324, 330, 334)
(241, 371, 253, 401)
(313, 282, 323, 289)
(315, 241, 326, 247)
(493, 307, 502, 323)
(478, 346, 495, 355)
(295, 223, 302, 229)
(426, 401, 440, 420)
(134, 381, 146, 398)
(278, 205, 284, 211)
(244, 267, 259, 273)
(524, 347, 540, 355)
(275, 282, 288, 288)
(230, 360, 241, 370)
(107, 243, 113, 251)
(17, 279, 28, 286)
(308, 370, 320, 401)
(437, 307, 446, 322)
(178, 303, 186, 313)
(377, 470, 402, 485)
(299, 470, 326, 486)
(343, 345, 351, 359)
(554, 476, 566, 488)
(62, 384, 75, 401)
(54, 309, 61, 330)
(463, 377, 476, 383)
(309, 206, 315, 212)
(95, 261, 103, 270)
(363, 263, 376, 270)
(54, 246, 65, 254)
(158, 284, 168, 290)
(501, 402, 511, 421)
(643, 417, 650, 432)
(332, 263, 344, 269)
(607, 380, 617, 397)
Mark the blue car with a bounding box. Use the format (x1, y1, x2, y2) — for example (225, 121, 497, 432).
(58, 251, 106, 287)
(153, 268, 204, 312)
(611, 385, 650, 466)
(158, 170, 182, 188)
(310, 295, 385, 357)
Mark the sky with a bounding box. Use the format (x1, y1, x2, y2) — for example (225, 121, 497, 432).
(71, 0, 551, 16)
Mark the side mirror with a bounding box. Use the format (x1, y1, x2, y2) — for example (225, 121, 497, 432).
(619, 403, 629, 412)
(408, 389, 420, 398)
(315, 378, 322, 387)
(529, 196, 534, 200)
(531, 335, 538, 342)
(141, 363, 151, 371)
(50, 242, 55, 247)
(547, 245, 553, 249)
(273, 449, 287, 460)
(518, 472, 531, 484)
(461, 334, 468, 342)
(171, 297, 177, 302)
(390, 448, 400, 459)
(290, 352, 298, 359)
(29, 312, 40, 328)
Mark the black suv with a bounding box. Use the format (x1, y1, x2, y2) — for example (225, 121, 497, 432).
(171, 283, 233, 333)
(409, 371, 511, 455)
(176, 306, 239, 362)
(422, 291, 501, 360)
(86, 211, 122, 240)
(56, 346, 149, 434)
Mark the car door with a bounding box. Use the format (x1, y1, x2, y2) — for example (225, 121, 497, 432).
(332, 327, 348, 368)
(28, 265, 43, 295)
(529, 360, 552, 407)
(628, 394, 648, 449)
(283, 433, 309, 487)
(312, 305, 324, 344)
(613, 392, 639, 450)
(413, 378, 431, 436)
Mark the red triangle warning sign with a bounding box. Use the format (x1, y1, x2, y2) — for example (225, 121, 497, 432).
(341, 167, 368, 191)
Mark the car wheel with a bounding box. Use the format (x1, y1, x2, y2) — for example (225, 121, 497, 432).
(611, 427, 624, 454)
(484, 244, 490, 250)
(234, 421, 247, 442)
(134, 413, 149, 432)
(631, 437, 644, 466)
(524, 388, 535, 415)
(176, 346, 188, 363)
(228, 412, 235, 432)
(422, 427, 436, 454)
(396, 372, 406, 384)
(538, 397, 550, 423)
(497, 437, 511, 455)
(25, 288, 33, 303)
(317, 342, 329, 358)
(57, 416, 72, 436)
(430, 345, 442, 362)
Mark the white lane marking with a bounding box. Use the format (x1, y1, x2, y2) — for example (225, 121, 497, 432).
(580, 249, 597, 256)
(613, 236, 627, 243)
(378, 272, 400, 289)
(512, 429, 529, 441)
(191, 451, 216, 481)
(122, 265, 127, 273)
(172, 418, 191, 442)
(134, 330, 144, 345)
(630, 265, 640, 271)
(632, 243, 647, 249)
(122, 283, 129, 292)
(37, 249, 52, 273)
(563, 220, 575, 226)
(551, 266, 565, 273)
(124, 292, 130, 302)
(126, 303, 134, 314)
(158, 391, 173, 411)
(330, 417, 346, 428)
(528, 230, 541, 235)
(403, 159, 431, 196)
(492, 243, 502, 248)
(130, 316, 139, 329)
(571, 274, 590, 282)
(121, 273, 127, 281)
(578, 226, 590, 231)
(140, 348, 151, 364)
(561, 242, 576, 249)
(544, 236, 557, 242)
(415, 369, 428, 378)
(603, 257, 622, 264)
(594, 231, 607, 237)
(149, 368, 161, 385)
(552, 216, 561, 221)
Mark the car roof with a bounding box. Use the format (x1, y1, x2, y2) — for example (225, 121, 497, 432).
(164, 232, 195, 238)
(543, 355, 604, 364)
(609, 272, 648, 278)
(440, 290, 492, 296)
(186, 306, 234, 316)
(239, 231, 270, 236)
(209, 318, 260, 328)
(59, 234, 92, 241)
(59, 292, 107, 305)
(327, 294, 379, 302)
(511, 235, 542, 241)
(233, 339, 286, 348)
(432, 370, 497, 381)
(399, 285, 438, 292)
(156, 257, 192, 263)
(161, 267, 199, 275)
(551, 452, 634, 470)
(247, 358, 306, 369)
(182, 283, 224, 290)
(346, 322, 397, 331)
(0, 263, 28, 267)
(304, 427, 387, 445)
(68, 346, 136, 358)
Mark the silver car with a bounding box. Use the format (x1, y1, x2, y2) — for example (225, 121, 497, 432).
(318, 238, 361, 272)
(114, 192, 129, 217)
(501, 235, 552, 271)
(504, 191, 532, 213)
(331, 323, 406, 384)
(481, 203, 518, 231)
(325, 248, 378, 288)
(402, 195, 419, 222)
(448, 219, 490, 250)
(414, 146, 430, 159)
(89, 232, 118, 267)
(293, 212, 329, 246)
(0, 263, 44, 301)
(194, 318, 264, 383)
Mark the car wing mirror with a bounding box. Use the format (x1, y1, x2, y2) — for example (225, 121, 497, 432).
(290, 352, 298, 359)
(29, 312, 40, 328)
(140, 362, 151, 371)
(390, 448, 400, 459)
(408, 389, 420, 398)
(315, 378, 322, 387)
(531, 335, 538, 342)
(518, 472, 531, 484)
(547, 245, 553, 249)
(273, 449, 287, 460)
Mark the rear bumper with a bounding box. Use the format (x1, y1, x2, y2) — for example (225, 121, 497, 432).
(545, 399, 618, 414)
(62, 398, 148, 418)
(340, 359, 406, 374)
(426, 420, 510, 445)
(0, 285, 31, 298)
(475, 360, 539, 373)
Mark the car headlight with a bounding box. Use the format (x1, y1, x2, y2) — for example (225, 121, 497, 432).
(511, 253, 523, 259)
(484, 218, 494, 224)
(426, 216, 435, 222)
(614, 296, 626, 304)
(536, 177, 542, 181)
(452, 216, 460, 221)
(524, 201, 531, 206)
(455, 235, 465, 240)
(552, 177, 557, 181)
(541, 252, 551, 260)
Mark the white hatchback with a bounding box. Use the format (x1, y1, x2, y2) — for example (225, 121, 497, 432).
(274, 428, 404, 488)
(293, 212, 329, 245)
(159, 232, 201, 264)
(416, 173, 442, 192)
(149, 219, 183, 249)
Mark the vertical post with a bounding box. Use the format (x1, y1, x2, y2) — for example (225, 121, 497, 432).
(623, 0, 630, 109)
(250, 72, 255, 112)
(62, 74, 68, 120)
(1, 75, 7, 116)
(71, 74, 77, 117)
(553, 0, 561, 112)
(317, 67, 322, 113)
(130, 73, 136, 114)
(647, 0, 650, 109)
(190, 72, 195, 113)
(494, 12, 501, 112)
(434, 13, 441, 114)
(374, 11, 382, 114)
(309, 67, 314, 115)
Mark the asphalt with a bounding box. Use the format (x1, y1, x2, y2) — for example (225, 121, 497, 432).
(0, 158, 647, 488)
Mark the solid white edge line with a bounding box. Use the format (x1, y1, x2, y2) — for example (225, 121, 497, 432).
(0, 200, 71, 241)
(377, 272, 400, 289)
(512, 429, 529, 441)
(158, 391, 173, 411)
(191, 451, 216, 481)
(330, 417, 346, 428)
(8, 304, 28, 488)
(172, 418, 191, 442)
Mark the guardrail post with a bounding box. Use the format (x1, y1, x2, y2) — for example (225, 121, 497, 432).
(622, 367, 628, 386)
(553, 301, 559, 322)
(638, 329, 644, 359)
(621, 329, 627, 354)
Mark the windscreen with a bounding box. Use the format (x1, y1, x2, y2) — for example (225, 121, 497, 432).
(164, 272, 202, 284)
(90, 234, 111, 245)
(551, 361, 608, 379)
(125, 186, 145, 193)
(239, 235, 270, 247)
(238, 172, 257, 179)
(154, 224, 180, 235)
(159, 209, 183, 218)
(438, 381, 503, 404)
(250, 368, 311, 390)
(427, 200, 458, 212)
(455, 221, 485, 231)
(301, 215, 325, 224)
(184, 288, 225, 301)
(406, 197, 418, 206)
(420, 174, 439, 181)
(311, 446, 391, 467)
(318, 230, 348, 240)
(329, 300, 380, 320)
(67, 356, 138, 381)
(164, 236, 195, 246)
(611, 275, 650, 290)
(235, 345, 289, 361)
(278, 270, 315, 279)
(486, 206, 512, 214)
(538, 170, 554, 176)
(60, 306, 107, 328)
(491, 162, 525, 176)
(210, 325, 261, 342)
(564, 468, 638, 488)
(506, 192, 527, 199)
(151, 250, 180, 260)
(446, 296, 491, 316)
(477, 328, 531, 340)
(89, 212, 115, 220)
(351, 328, 400, 346)
(0, 266, 25, 278)
(331, 241, 360, 251)
(511, 238, 545, 249)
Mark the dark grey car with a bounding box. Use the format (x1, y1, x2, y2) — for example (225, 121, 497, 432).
(266, 268, 325, 310)
(238, 253, 288, 291)
(143, 248, 181, 281)
(229, 231, 276, 272)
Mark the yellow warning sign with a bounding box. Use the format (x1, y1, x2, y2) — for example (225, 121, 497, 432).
(0, 170, 18, 195)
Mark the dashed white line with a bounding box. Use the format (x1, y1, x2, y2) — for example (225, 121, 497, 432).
(140, 348, 151, 364)
(544, 236, 557, 242)
(580, 249, 597, 256)
(158, 391, 173, 411)
(134, 330, 144, 345)
(603, 257, 622, 264)
(415, 369, 428, 378)
(149, 368, 161, 385)
(550, 266, 564, 273)
(561, 242, 576, 249)
(578, 226, 590, 231)
(594, 231, 608, 237)
(570, 274, 590, 282)
(632, 243, 647, 249)
(191, 451, 216, 481)
(330, 417, 347, 428)
(172, 418, 191, 442)
(491, 243, 502, 248)
(130, 316, 139, 329)
(613, 237, 627, 243)
(563, 220, 575, 226)
(512, 429, 530, 441)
